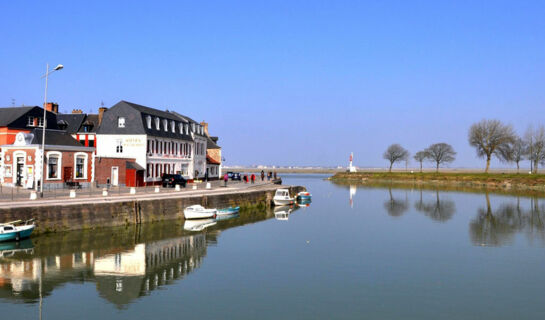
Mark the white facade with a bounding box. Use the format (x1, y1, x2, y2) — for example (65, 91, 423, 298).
(95, 134, 198, 181)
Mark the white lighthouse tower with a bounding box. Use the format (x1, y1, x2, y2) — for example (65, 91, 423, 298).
(348, 152, 357, 172)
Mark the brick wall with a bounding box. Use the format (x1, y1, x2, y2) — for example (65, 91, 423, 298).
(94, 157, 135, 185)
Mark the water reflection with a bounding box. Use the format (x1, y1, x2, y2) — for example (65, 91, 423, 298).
(274, 205, 300, 221)
(470, 193, 545, 246)
(0, 208, 276, 307)
(384, 187, 409, 217)
(414, 189, 456, 222)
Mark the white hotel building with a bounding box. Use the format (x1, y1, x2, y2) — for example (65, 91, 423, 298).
(95, 101, 209, 182)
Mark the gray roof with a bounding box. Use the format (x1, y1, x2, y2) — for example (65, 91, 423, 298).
(206, 136, 220, 149)
(0, 106, 58, 129)
(97, 100, 204, 141)
(31, 129, 87, 147)
(57, 113, 99, 133)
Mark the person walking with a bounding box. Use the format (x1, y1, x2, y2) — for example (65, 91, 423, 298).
(251, 174, 256, 184)
(223, 173, 228, 187)
(260, 170, 265, 181)
(243, 175, 248, 184)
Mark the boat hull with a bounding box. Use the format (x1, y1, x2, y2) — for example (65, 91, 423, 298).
(0, 225, 35, 242)
(274, 199, 294, 206)
(217, 207, 240, 216)
(184, 211, 216, 219)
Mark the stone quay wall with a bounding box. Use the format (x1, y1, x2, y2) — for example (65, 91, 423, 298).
(0, 186, 305, 233)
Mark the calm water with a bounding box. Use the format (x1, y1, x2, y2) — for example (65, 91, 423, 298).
(2, 174, 545, 319)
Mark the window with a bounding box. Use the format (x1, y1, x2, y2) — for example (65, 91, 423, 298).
(116, 140, 123, 153)
(38, 117, 44, 127)
(155, 117, 160, 130)
(171, 121, 175, 133)
(88, 140, 95, 147)
(191, 123, 195, 132)
(179, 123, 183, 134)
(118, 117, 125, 128)
(75, 154, 87, 179)
(146, 116, 152, 129)
(27, 116, 35, 127)
(147, 140, 150, 153)
(47, 154, 60, 179)
(184, 124, 189, 135)
(163, 119, 168, 132)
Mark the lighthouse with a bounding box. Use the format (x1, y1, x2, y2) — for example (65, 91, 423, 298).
(349, 152, 357, 172)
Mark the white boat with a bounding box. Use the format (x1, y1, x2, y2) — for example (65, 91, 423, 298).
(183, 219, 217, 231)
(273, 189, 294, 206)
(183, 205, 217, 220)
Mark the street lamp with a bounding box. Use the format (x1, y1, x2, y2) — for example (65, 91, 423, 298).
(38, 63, 63, 197)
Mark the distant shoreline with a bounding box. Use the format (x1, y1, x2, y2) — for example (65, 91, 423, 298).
(329, 171, 545, 194)
(225, 167, 539, 175)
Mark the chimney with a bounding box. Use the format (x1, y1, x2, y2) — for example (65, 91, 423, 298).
(98, 107, 107, 125)
(200, 121, 209, 136)
(44, 102, 59, 114)
(71, 109, 83, 114)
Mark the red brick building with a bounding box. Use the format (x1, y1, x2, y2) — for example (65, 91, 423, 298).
(1, 130, 94, 188)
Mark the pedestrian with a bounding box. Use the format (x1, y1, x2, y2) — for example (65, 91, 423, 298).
(267, 171, 272, 181)
(251, 174, 255, 184)
(223, 173, 228, 187)
(260, 170, 265, 181)
(243, 175, 248, 183)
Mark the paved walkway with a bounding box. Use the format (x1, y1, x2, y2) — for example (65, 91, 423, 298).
(0, 179, 286, 209)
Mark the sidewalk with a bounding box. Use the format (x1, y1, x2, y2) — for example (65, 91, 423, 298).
(0, 179, 282, 208)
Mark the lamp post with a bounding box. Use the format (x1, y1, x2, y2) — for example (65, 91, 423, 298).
(39, 63, 63, 197)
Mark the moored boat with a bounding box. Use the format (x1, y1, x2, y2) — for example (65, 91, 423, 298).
(217, 206, 240, 216)
(183, 205, 217, 220)
(273, 189, 294, 206)
(296, 191, 312, 202)
(0, 219, 36, 242)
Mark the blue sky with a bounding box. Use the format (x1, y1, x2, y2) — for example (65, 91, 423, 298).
(1, 1, 544, 169)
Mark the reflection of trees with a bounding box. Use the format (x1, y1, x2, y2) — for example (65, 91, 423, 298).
(384, 187, 408, 217)
(470, 193, 545, 246)
(414, 189, 456, 222)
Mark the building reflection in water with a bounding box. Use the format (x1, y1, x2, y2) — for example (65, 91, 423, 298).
(0, 208, 275, 308)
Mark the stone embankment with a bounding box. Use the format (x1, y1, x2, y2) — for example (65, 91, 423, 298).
(0, 184, 305, 234)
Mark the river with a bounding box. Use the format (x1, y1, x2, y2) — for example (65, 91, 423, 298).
(1, 174, 545, 319)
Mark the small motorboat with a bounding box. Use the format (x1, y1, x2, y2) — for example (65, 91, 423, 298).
(0, 219, 36, 242)
(273, 189, 294, 206)
(183, 219, 217, 231)
(217, 206, 240, 216)
(183, 205, 217, 220)
(296, 191, 312, 201)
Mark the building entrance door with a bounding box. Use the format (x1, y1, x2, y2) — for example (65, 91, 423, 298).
(111, 167, 119, 186)
(16, 157, 24, 186)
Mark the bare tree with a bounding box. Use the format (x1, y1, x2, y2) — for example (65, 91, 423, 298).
(413, 151, 427, 172)
(509, 137, 526, 173)
(383, 144, 409, 172)
(425, 143, 456, 172)
(525, 125, 545, 173)
(468, 119, 516, 173)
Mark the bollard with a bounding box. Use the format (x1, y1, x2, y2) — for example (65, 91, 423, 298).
(69, 190, 76, 198)
(102, 188, 108, 196)
(192, 185, 197, 190)
(206, 182, 211, 189)
(30, 191, 37, 200)
(175, 184, 181, 191)
(155, 186, 160, 193)
(130, 187, 136, 194)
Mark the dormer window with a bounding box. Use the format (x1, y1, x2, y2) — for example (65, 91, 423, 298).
(179, 123, 183, 134)
(171, 121, 175, 133)
(38, 117, 44, 127)
(146, 116, 152, 129)
(27, 116, 35, 127)
(191, 123, 195, 132)
(163, 119, 168, 132)
(155, 117, 160, 130)
(118, 117, 125, 128)
(184, 124, 189, 135)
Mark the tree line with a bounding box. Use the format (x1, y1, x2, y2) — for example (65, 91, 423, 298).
(382, 119, 545, 173)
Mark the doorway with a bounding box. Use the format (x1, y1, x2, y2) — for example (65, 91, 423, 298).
(111, 167, 119, 186)
(16, 157, 24, 186)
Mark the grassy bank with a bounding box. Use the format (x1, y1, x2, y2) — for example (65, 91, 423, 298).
(330, 171, 545, 193)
